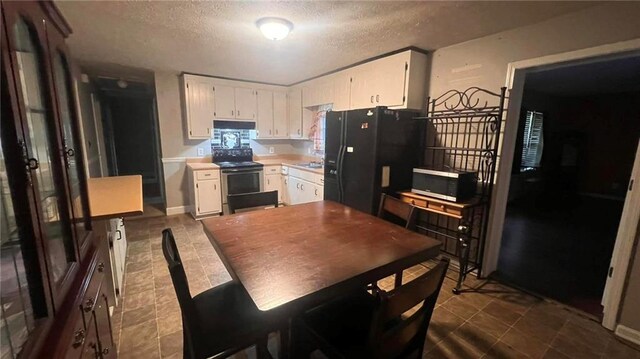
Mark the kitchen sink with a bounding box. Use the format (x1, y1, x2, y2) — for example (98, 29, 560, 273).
(295, 162, 323, 169)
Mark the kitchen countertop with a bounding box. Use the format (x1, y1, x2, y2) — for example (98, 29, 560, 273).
(255, 158, 324, 175)
(186, 162, 220, 170)
(87, 175, 143, 219)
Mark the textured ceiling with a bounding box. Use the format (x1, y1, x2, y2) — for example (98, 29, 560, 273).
(57, 1, 597, 85)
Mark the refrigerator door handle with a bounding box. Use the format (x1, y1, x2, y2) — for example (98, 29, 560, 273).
(337, 145, 346, 203)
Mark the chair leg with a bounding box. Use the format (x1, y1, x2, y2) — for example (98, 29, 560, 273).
(291, 321, 314, 358)
(256, 336, 271, 359)
(395, 271, 403, 288)
(279, 324, 290, 359)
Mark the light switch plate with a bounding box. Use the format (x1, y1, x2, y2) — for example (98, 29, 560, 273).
(269, 147, 274, 154)
(197, 147, 204, 156)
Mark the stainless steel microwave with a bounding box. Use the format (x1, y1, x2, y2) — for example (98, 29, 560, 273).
(411, 168, 477, 202)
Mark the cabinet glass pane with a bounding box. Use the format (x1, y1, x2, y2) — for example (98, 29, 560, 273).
(13, 18, 75, 283)
(1, 147, 35, 358)
(52, 52, 87, 237)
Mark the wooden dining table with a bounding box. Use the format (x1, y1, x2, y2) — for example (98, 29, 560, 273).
(201, 200, 442, 316)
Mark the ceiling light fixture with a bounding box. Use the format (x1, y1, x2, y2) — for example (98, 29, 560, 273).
(257, 17, 293, 41)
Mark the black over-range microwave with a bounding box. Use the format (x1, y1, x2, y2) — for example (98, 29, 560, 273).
(411, 168, 477, 203)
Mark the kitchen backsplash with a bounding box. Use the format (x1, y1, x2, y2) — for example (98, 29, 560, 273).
(211, 128, 251, 149)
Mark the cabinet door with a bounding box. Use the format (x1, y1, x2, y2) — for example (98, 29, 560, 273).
(374, 53, 408, 107)
(288, 89, 302, 138)
(264, 174, 281, 203)
(273, 91, 288, 138)
(281, 175, 289, 205)
(93, 290, 114, 358)
(256, 90, 273, 138)
(196, 179, 222, 214)
(47, 33, 92, 253)
(81, 319, 100, 359)
(213, 84, 235, 119)
(6, 10, 79, 303)
(234, 87, 256, 120)
(301, 108, 313, 140)
(185, 77, 214, 138)
(350, 65, 376, 110)
(287, 177, 298, 205)
(302, 85, 317, 108)
(312, 184, 324, 202)
(333, 72, 351, 111)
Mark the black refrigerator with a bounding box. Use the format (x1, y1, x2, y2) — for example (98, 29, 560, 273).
(324, 107, 422, 214)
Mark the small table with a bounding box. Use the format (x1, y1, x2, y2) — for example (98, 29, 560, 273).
(201, 201, 441, 314)
(397, 191, 486, 294)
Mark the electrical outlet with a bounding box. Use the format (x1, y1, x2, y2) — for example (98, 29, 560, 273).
(197, 147, 204, 156)
(269, 147, 274, 154)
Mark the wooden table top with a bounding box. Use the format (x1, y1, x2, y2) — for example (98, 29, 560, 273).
(87, 175, 143, 219)
(202, 201, 441, 313)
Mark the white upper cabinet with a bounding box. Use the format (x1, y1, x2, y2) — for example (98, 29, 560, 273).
(303, 78, 334, 108)
(256, 90, 274, 138)
(213, 84, 235, 119)
(234, 87, 257, 120)
(349, 63, 377, 110)
(332, 72, 351, 112)
(273, 91, 288, 138)
(182, 75, 215, 139)
(374, 52, 409, 107)
(288, 88, 303, 138)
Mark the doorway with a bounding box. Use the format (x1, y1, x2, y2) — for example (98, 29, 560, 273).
(496, 55, 640, 317)
(96, 77, 164, 206)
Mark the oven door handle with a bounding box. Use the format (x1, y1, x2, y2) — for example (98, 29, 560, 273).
(222, 168, 263, 173)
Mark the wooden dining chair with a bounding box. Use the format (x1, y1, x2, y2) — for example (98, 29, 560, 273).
(292, 258, 450, 359)
(227, 190, 278, 214)
(162, 228, 283, 359)
(377, 193, 418, 287)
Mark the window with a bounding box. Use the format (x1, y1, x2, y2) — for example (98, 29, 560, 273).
(521, 110, 544, 171)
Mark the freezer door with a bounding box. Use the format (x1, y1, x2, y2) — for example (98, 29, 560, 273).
(324, 111, 344, 201)
(341, 108, 379, 214)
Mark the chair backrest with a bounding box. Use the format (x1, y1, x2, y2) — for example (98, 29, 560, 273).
(369, 258, 449, 358)
(227, 190, 278, 214)
(162, 228, 201, 356)
(377, 193, 417, 230)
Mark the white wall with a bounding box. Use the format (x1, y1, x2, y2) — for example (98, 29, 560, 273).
(429, 2, 640, 96)
(426, 1, 640, 332)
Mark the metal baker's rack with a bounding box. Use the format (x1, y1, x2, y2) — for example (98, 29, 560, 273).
(414, 87, 507, 293)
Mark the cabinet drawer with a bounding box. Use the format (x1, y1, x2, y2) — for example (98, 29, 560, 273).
(402, 197, 427, 208)
(65, 311, 94, 359)
(196, 170, 219, 180)
(265, 165, 281, 174)
(81, 262, 106, 325)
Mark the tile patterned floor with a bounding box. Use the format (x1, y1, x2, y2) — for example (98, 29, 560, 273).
(112, 213, 640, 359)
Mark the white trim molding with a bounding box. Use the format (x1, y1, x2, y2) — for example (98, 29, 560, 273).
(615, 325, 640, 346)
(162, 157, 188, 164)
(480, 39, 640, 332)
(166, 205, 189, 216)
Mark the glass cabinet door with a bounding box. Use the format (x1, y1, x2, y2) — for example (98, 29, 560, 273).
(10, 17, 77, 288)
(51, 50, 90, 247)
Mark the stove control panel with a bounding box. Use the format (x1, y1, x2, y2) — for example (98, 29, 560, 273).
(212, 148, 253, 162)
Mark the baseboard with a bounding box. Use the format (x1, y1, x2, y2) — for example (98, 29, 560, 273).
(615, 325, 640, 346)
(165, 205, 189, 216)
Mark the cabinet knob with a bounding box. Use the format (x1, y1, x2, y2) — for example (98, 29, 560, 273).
(237, 110, 240, 116)
(315, 188, 318, 196)
(102, 348, 110, 356)
(301, 184, 304, 191)
(411, 200, 416, 205)
(72, 329, 85, 348)
(97, 262, 105, 272)
(84, 298, 95, 312)
(370, 95, 374, 103)
(376, 95, 380, 103)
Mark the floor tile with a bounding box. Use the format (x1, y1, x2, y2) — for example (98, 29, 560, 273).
(121, 304, 156, 329)
(468, 311, 510, 339)
(119, 320, 158, 354)
(441, 295, 480, 320)
(483, 341, 529, 359)
(159, 331, 183, 357)
(482, 301, 522, 326)
(501, 327, 549, 358)
(124, 289, 155, 312)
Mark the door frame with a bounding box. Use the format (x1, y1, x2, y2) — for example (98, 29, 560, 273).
(482, 38, 640, 330)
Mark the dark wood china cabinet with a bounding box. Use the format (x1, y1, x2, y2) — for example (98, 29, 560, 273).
(1, 1, 114, 358)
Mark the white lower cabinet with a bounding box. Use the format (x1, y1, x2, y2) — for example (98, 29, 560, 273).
(264, 173, 282, 203)
(188, 167, 223, 218)
(285, 168, 324, 205)
(108, 217, 127, 303)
